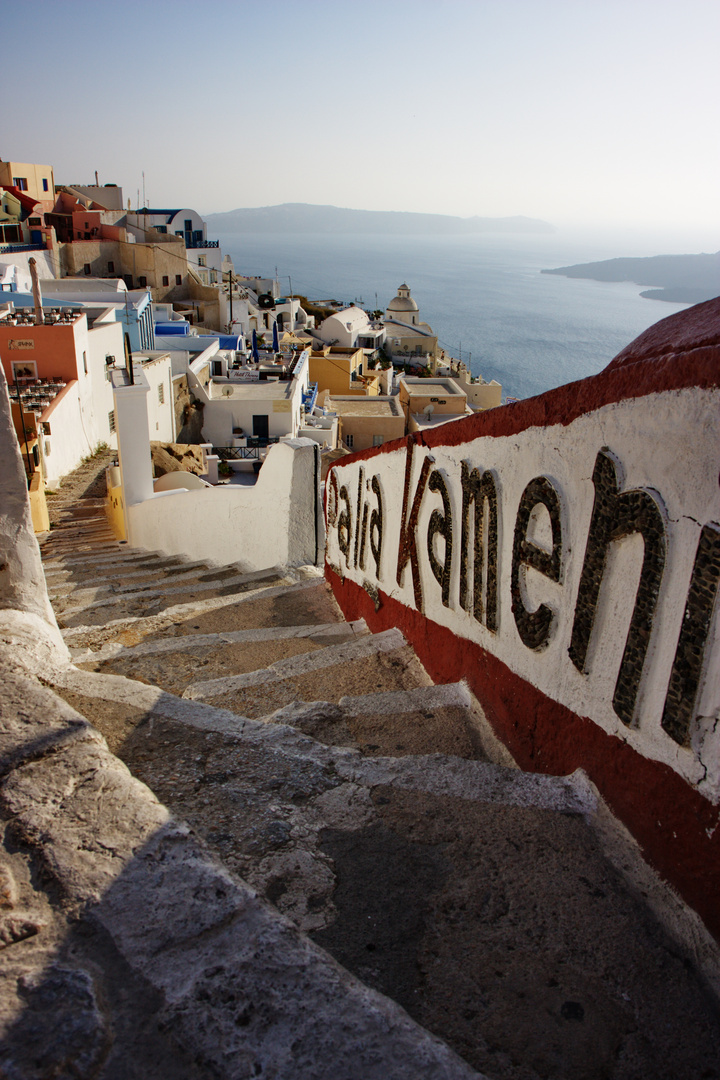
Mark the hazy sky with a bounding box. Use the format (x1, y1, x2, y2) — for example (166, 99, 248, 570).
(3, 0, 719, 239)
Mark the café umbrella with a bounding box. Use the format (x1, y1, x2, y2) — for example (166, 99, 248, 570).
(272, 320, 279, 353)
(251, 328, 259, 362)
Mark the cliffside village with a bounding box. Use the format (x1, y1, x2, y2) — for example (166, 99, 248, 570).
(0, 156, 502, 518)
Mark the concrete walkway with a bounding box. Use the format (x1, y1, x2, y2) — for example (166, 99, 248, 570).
(2, 453, 719, 1079)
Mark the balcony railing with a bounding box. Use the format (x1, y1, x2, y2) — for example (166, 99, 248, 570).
(302, 382, 319, 411)
(0, 242, 45, 254)
(186, 239, 219, 249)
(214, 437, 280, 460)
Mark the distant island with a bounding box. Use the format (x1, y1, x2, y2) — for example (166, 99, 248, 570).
(542, 251, 720, 304)
(205, 202, 556, 235)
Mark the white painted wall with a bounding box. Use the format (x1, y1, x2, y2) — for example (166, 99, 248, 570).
(82, 316, 122, 450)
(187, 351, 309, 447)
(141, 354, 175, 442)
(0, 249, 58, 281)
(0, 262, 32, 292)
(111, 366, 154, 510)
(41, 382, 93, 489)
(128, 439, 321, 571)
(298, 414, 338, 448)
(325, 387, 720, 803)
(197, 381, 305, 446)
(318, 307, 375, 348)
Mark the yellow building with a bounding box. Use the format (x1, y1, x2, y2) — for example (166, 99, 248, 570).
(309, 346, 380, 397)
(327, 395, 405, 451)
(433, 357, 502, 410)
(0, 159, 55, 211)
(397, 376, 472, 434)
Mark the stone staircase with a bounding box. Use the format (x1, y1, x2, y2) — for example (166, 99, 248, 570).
(12, 486, 720, 1078)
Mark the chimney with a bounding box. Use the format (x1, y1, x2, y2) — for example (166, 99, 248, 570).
(95, 170, 99, 186)
(28, 258, 43, 326)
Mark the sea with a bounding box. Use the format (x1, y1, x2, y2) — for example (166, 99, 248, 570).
(214, 228, 702, 401)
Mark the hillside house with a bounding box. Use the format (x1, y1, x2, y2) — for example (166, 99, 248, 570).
(309, 345, 380, 398)
(0, 303, 123, 487)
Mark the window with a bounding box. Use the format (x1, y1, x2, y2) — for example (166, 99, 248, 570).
(198, 256, 206, 267)
(0, 224, 21, 243)
(11, 360, 38, 383)
(29, 217, 41, 226)
(139, 276, 147, 287)
(42, 178, 49, 192)
(372, 435, 383, 447)
(108, 409, 116, 434)
(158, 383, 165, 405)
(175, 274, 182, 285)
(13, 177, 28, 190)
(107, 261, 115, 274)
(162, 275, 169, 287)
(345, 434, 354, 448)
(83, 263, 91, 275)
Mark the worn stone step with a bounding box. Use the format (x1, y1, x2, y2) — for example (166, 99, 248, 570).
(182, 629, 435, 719)
(53, 504, 107, 517)
(53, 566, 313, 624)
(74, 620, 371, 698)
(44, 517, 115, 532)
(49, 561, 259, 600)
(45, 561, 259, 602)
(48, 512, 111, 525)
(44, 664, 584, 810)
(2, 667, 481, 1080)
(41, 537, 120, 556)
(42, 528, 117, 545)
(46, 527, 115, 543)
(47, 515, 109, 528)
(42, 551, 198, 575)
(42, 557, 213, 587)
(49, 494, 107, 505)
(41, 664, 720, 1080)
(44, 505, 107, 517)
(260, 683, 504, 762)
(43, 546, 172, 566)
(59, 574, 329, 644)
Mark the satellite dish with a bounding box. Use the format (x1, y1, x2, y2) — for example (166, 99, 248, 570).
(423, 403, 435, 418)
(223, 386, 233, 397)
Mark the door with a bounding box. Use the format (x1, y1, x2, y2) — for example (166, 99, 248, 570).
(252, 414, 269, 443)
